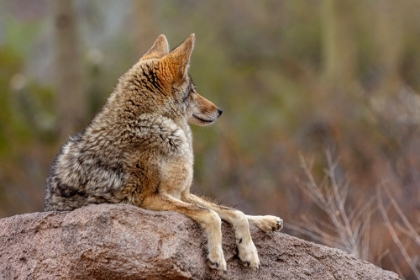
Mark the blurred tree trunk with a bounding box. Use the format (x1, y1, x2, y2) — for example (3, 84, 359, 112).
(131, 0, 159, 54)
(374, 1, 404, 93)
(322, 0, 356, 87)
(53, 0, 85, 139)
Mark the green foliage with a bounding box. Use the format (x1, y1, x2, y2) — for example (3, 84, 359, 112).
(0, 45, 23, 156)
(2, 15, 43, 55)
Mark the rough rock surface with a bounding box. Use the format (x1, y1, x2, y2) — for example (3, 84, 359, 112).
(0, 204, 400, 280)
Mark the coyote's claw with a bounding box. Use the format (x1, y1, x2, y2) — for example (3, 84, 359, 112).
(276, 218, 283, 231)
(271, 219, 283, 231)
(207, 252, 227, 272)
(237, 238, 260, 269)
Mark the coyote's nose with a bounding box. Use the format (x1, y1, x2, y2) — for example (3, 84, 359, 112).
(217, 108, 223, 116)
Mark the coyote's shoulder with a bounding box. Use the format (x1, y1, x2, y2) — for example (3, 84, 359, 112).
(44, 34, 282, 272)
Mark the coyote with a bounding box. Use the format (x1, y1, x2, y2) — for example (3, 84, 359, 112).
(44, 34, 283, 271)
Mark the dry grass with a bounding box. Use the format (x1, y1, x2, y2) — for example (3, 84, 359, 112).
(290, 152, 420, 279)
(377, 183, 420, 279)
(289, 151, 374, 260)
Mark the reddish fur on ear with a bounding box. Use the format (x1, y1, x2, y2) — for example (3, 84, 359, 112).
(160, 34, 195, 83)
(141, 34, 170, 61)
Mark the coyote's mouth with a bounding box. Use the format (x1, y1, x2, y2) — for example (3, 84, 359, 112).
(193, 114, 215, 124)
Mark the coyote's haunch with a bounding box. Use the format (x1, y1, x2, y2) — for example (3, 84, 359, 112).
(44, 34, 283, 271)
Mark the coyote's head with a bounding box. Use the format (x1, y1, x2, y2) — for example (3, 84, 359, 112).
(117, 34, 222, 126)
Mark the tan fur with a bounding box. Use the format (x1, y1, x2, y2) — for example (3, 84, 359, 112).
(44, 34, 283, 271)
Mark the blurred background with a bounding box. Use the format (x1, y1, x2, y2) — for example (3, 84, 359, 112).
(1, 0, 420, 278)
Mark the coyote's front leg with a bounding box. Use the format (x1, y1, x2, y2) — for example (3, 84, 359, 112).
(184, 194, 282, 268)
(142, 193, 227, 272)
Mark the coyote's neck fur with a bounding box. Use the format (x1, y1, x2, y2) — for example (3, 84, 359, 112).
(89, 62, 193, 150)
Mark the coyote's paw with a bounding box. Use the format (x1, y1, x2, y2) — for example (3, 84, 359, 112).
(207, 247, 227, 272)
(253, 215, 283, 232)
(237, 238, 260, 269)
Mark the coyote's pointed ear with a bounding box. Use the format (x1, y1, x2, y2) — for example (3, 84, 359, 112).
(140, 34, 170, 60)
(161, 34, 195, 82)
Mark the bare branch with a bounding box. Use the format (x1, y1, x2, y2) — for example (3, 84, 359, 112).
(294, 152, 374, 260)
(382, 184, 420, 246)
(377, 186, 420, 278)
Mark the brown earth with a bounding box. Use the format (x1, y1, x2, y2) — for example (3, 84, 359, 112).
(0, 204, 400, 280)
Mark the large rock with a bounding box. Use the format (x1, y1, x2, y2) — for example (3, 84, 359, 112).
(0, 204, 399, 280)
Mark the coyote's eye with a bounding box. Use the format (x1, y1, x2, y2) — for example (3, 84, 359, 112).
(182, 89, 190, 102)
(183, 85, 194, 102)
